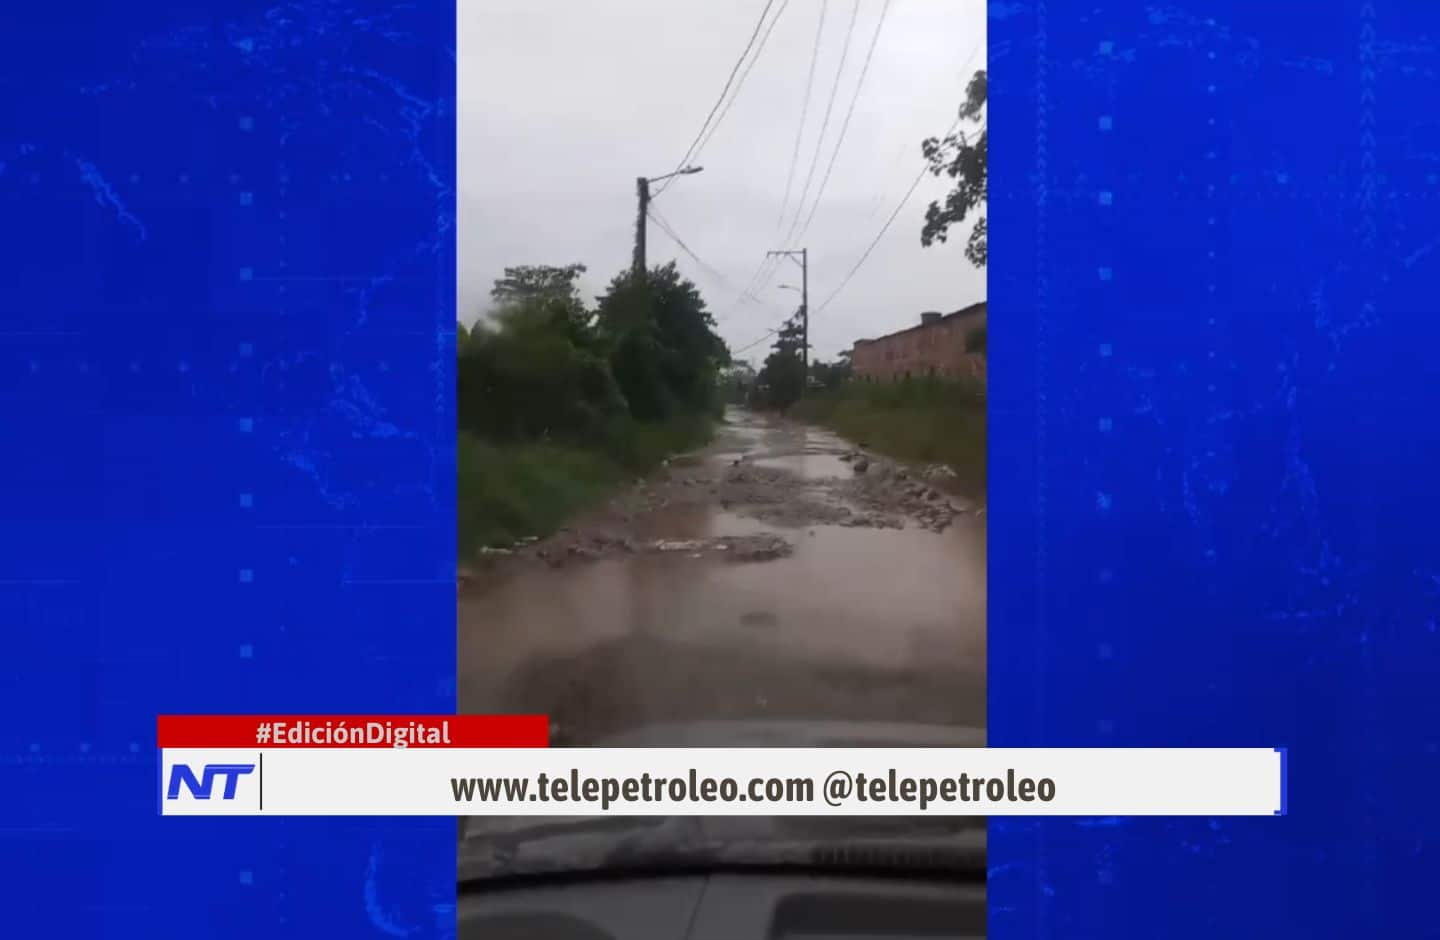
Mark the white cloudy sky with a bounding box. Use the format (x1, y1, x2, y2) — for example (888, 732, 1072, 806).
(458, 0, 985, 364)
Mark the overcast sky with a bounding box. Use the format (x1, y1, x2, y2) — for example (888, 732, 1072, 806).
(458, 0, 986, 365)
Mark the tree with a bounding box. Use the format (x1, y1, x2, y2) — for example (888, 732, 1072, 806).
(490, 263, 587, 306)
(756, 314, 806, 408)
(457, 296, 625, 443)
(457, 264, 626, 441)
(595, 262, 729, 420)
(921, 69, 987, 268)
(720, 362, 757, 405)
(490, 263, 598, 352)
(810, 354, 852, 390)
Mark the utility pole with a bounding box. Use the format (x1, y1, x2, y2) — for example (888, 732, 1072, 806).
(801, 247, 808, 385)
(766, 247, 809, 394)
(633, 176, 649, 278)
(634, 166, 703, 279)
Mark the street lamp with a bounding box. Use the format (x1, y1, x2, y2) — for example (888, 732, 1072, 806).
(777, 283, 801, 293)
(635, 166, 705, 275)
(647, 165, 704, 185)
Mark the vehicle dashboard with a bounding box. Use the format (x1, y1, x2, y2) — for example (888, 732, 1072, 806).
(459, 870, 985, 939)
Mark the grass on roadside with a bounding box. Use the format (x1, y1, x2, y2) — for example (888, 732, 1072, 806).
(458, 414, 713, 556)
(788, 378, 986, 500)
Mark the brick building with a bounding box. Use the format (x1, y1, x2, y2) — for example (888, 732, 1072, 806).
(849, 302, 986, 382)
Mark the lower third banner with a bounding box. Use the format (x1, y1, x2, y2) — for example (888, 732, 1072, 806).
(158, 717, 1284, 817)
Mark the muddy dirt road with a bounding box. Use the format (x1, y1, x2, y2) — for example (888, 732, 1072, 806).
(458, 408, 986, 743)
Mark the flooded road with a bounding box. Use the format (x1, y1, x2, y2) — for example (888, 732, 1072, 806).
(458, 408, 986, 743)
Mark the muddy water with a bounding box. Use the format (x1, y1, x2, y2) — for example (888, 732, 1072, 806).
(458, 409, 986, 743)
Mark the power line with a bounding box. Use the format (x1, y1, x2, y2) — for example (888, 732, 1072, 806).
(646, 208, 731, 286)
(750, 0, 865, 307)
(730, 11, 989, 343)
(739, 0, 844, 309)
(793, 0, 894, 242)
(854, 37, 986, 226)
(738, 254, 782, 306)
(780, 0, 862, 246)
(655, 0, 780, 197)
(733, 299, 806, 356)
(733, 326, 783, 356)
(694, 0, 794, 159)
(956, 35, 987, 85)
(690, 0, 799, 305)
(866, 139, 913, 221)
(654, 1, 792, 310)
(773, 0, 828, 230)
(812, 38, 988, 315)
(647, 208, 789, 323)
(816, 114, 983, 316)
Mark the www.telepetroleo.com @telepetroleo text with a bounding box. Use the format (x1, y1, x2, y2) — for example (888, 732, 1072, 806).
(450, 767, 1057, 811)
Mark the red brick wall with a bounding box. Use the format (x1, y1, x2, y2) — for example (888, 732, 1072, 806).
(850, 307, 986, 382)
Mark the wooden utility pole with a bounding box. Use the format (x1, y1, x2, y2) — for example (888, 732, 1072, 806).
(800, 247, 808, 384)
(634, 166, 702, 279)
(633, 176, 649, 277)
(766, 248, 809, 394)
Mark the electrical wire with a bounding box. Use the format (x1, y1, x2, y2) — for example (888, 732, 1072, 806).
(733, 327, 781, 356)
(646, 208, 734, 289)
(684, 10, 989, 350)
(743, 0, 855, 305)
(716, 0, 814, 304)
(736, 254, 782, 309)
(653, 0, 792, 314)
(655, 0, 780, 197)
(737, 0, 839, 310)
(792, 0, 894, 242)
(693, 0, 794, 159)
(816, 115, 984, 316)
(810, 38, 987, 315)
(780, 0, 862, 246)
(773, 0, 828, 230)
(647, 208, 789, 324)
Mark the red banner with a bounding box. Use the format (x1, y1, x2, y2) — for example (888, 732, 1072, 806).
(157, 714, 548, 748)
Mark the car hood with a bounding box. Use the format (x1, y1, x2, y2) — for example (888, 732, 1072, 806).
(592, 719, 984, 749)
(458, 720, 986, 885)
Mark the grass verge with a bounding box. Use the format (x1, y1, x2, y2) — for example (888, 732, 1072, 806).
(788, 378, 986, 500)
(458, 415, 712, 556)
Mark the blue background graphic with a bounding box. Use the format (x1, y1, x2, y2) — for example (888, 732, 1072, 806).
(990, 2, 1440, 936)
(8, 0, 1440, 937)
(1, 0, 456, 935)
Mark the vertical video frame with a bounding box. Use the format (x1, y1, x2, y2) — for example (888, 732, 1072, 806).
(456, 1, 986, 934)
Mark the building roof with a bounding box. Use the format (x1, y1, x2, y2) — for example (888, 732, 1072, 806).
(852, 301, 986, 346)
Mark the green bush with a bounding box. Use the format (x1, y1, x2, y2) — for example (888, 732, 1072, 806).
(457, 261, 727, 557)
(458, 433, 624, 554)
(609, 325, 676, 421)
(598, 263, 727, 419)
(458, 413, 713, 553)
(457, 299, 627, 442)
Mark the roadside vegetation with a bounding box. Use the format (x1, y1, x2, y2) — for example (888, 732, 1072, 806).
(788, 378, 986, 501)
(458, 262, 727, 556)
(742, 67, 988, 501)
(739, 318, 985, 500)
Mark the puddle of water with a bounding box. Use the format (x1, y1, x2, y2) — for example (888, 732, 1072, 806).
(458, 406, 986, 742)
(750, 452, 853, 480)
(459, 514, 985, 739)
